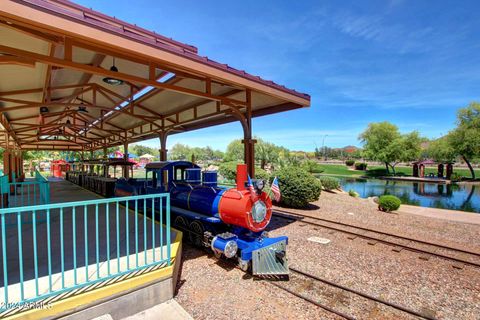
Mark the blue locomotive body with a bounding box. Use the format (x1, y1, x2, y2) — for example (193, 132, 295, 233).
(114, 161, 289, 275)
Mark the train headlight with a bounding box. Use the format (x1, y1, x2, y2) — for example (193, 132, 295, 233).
(251, 200, 267, 223)
(211, 233, 238, 258)
(224, 240, 238, 258)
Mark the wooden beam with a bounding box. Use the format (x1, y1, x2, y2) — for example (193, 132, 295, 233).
(0, 56, 35, 68)
(0, 83, 94, 97)
(0, 44, 247, 106)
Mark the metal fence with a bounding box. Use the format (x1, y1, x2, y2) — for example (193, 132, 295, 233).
(0, 171, 50, 208)
(0, 193, 170, 311)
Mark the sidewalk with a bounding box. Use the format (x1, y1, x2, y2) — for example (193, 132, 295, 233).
(121, 299, 193, 320)
(397, 204, 480, 225)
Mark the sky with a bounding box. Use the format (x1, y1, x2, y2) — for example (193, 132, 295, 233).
(75, 0, 480, 151)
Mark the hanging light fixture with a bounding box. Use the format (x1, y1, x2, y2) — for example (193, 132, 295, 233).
(102, 57, 124, 85)
(77, 90, 89, 113)
(65, 119, 72, 127)
(40, 106, 49, 114)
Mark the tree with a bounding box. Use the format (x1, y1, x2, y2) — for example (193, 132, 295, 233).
(224, 139, 244, 162)
(427, 137, 456, 163)
(132, 144, 159, 158)
(448, 102, 480, 179)
(359, 122, 423, 175)
(256, 139, 279, 169)
(169, 143, 191, 160)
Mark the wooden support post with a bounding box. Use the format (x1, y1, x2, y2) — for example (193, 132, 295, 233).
(242, 89, 255, 178)
(123, 142, 129, 178)
(159, 131, 168, 161)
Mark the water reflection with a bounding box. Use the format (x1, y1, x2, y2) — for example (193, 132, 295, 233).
(329, 176, 479, 213)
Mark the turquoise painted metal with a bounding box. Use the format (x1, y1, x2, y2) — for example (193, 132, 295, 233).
(0, 171, 50, 208)
(0, 193, 171, 311)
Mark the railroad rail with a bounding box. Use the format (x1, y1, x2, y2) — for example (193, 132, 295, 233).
(273, 209, 480, 269)
(267, 267, 437, 320)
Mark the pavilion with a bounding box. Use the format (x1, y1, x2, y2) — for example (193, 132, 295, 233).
(412, 159, 453, 180)
(0, 0, 310, 318)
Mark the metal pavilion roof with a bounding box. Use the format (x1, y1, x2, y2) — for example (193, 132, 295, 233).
(0, 0, 310, 151)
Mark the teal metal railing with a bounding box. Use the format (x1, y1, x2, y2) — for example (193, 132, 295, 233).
(0, 171, 50, 208)
(35, 170, 50, 204)
(0, 193, 170, 310)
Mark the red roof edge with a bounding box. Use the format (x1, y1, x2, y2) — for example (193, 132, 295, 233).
(13, 0, 311, 102)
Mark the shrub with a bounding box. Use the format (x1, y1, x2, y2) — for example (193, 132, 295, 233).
(378, 195, 401, 212)
(273, 166, 322, 208)
(218, 161, 240, 180)
(354, 162, 368, 170)
(254, 168, 270, 182)
(319, 176, 340, 191)
(345, 160, 355, 166)
(301, 160, 324, 174)
(450, 172, 463, 182)
(219, 162, 270, 182)
(348, 189, 359, 197)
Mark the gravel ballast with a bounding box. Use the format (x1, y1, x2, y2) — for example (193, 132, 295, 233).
(175, 191, 480, 319)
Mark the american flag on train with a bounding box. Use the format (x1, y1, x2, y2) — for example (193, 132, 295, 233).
(247, 175, 258, 201)
(271, 176, 281, 202)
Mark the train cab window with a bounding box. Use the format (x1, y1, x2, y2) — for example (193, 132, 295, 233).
(174, 167, 183, 181)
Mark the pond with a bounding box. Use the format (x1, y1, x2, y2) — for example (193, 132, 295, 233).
(326, 176, 480, 213)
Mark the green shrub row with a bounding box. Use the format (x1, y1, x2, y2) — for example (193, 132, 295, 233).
(354, 162, 368, 170)
(319, 176, 340, 191)
(345, 160, 355, 166)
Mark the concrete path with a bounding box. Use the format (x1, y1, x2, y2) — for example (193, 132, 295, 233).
(120, 299, 193, 320)
(397, 204, 480, 225)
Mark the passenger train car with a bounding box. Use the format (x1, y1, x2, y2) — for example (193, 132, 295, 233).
(114, 161, 288, 276)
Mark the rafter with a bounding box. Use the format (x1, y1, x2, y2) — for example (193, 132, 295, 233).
(0, 44, 247, 106)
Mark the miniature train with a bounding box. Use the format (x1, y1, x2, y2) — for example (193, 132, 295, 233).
(114, 161, 289, 276)
(65, 159, 134, 197)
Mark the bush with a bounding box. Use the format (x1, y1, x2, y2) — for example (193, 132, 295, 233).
(218, 161, 240, 180)
(301, 160, 324, 174)
(348, 189, 359, 197)
(273, 166, 322, 208)
(378, 195, 401, 212)
(450, 172, 463, 182)
(354, 162, 368, 170)
(218, 162, 270, 182)
(319, 176, 340, 191)
(345, 160, 355, 166)
(254, 168, 270, 182)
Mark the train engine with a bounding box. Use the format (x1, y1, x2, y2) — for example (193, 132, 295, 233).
(115, 161, 288, 275)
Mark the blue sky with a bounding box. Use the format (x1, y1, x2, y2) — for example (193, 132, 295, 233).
(76, 0, 480, 151)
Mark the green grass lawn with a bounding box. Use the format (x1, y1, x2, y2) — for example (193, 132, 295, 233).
(316, 164, 479, 178)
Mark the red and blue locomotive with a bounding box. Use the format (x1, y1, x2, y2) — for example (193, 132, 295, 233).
(114, 161, 288, 275)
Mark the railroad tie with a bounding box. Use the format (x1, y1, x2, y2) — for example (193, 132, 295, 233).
(392, 246, 403, 253)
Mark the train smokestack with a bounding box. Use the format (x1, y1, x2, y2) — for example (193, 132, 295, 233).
(236, 164, 248, 191)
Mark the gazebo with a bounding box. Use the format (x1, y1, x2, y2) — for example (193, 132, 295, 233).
(412, 160, 453, 179)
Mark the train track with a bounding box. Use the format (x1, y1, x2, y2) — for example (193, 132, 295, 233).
(273, 209, 480, 269)
(267, 267, 437, 320)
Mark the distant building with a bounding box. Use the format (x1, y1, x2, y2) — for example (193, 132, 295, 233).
(343, 145, 359, 154)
